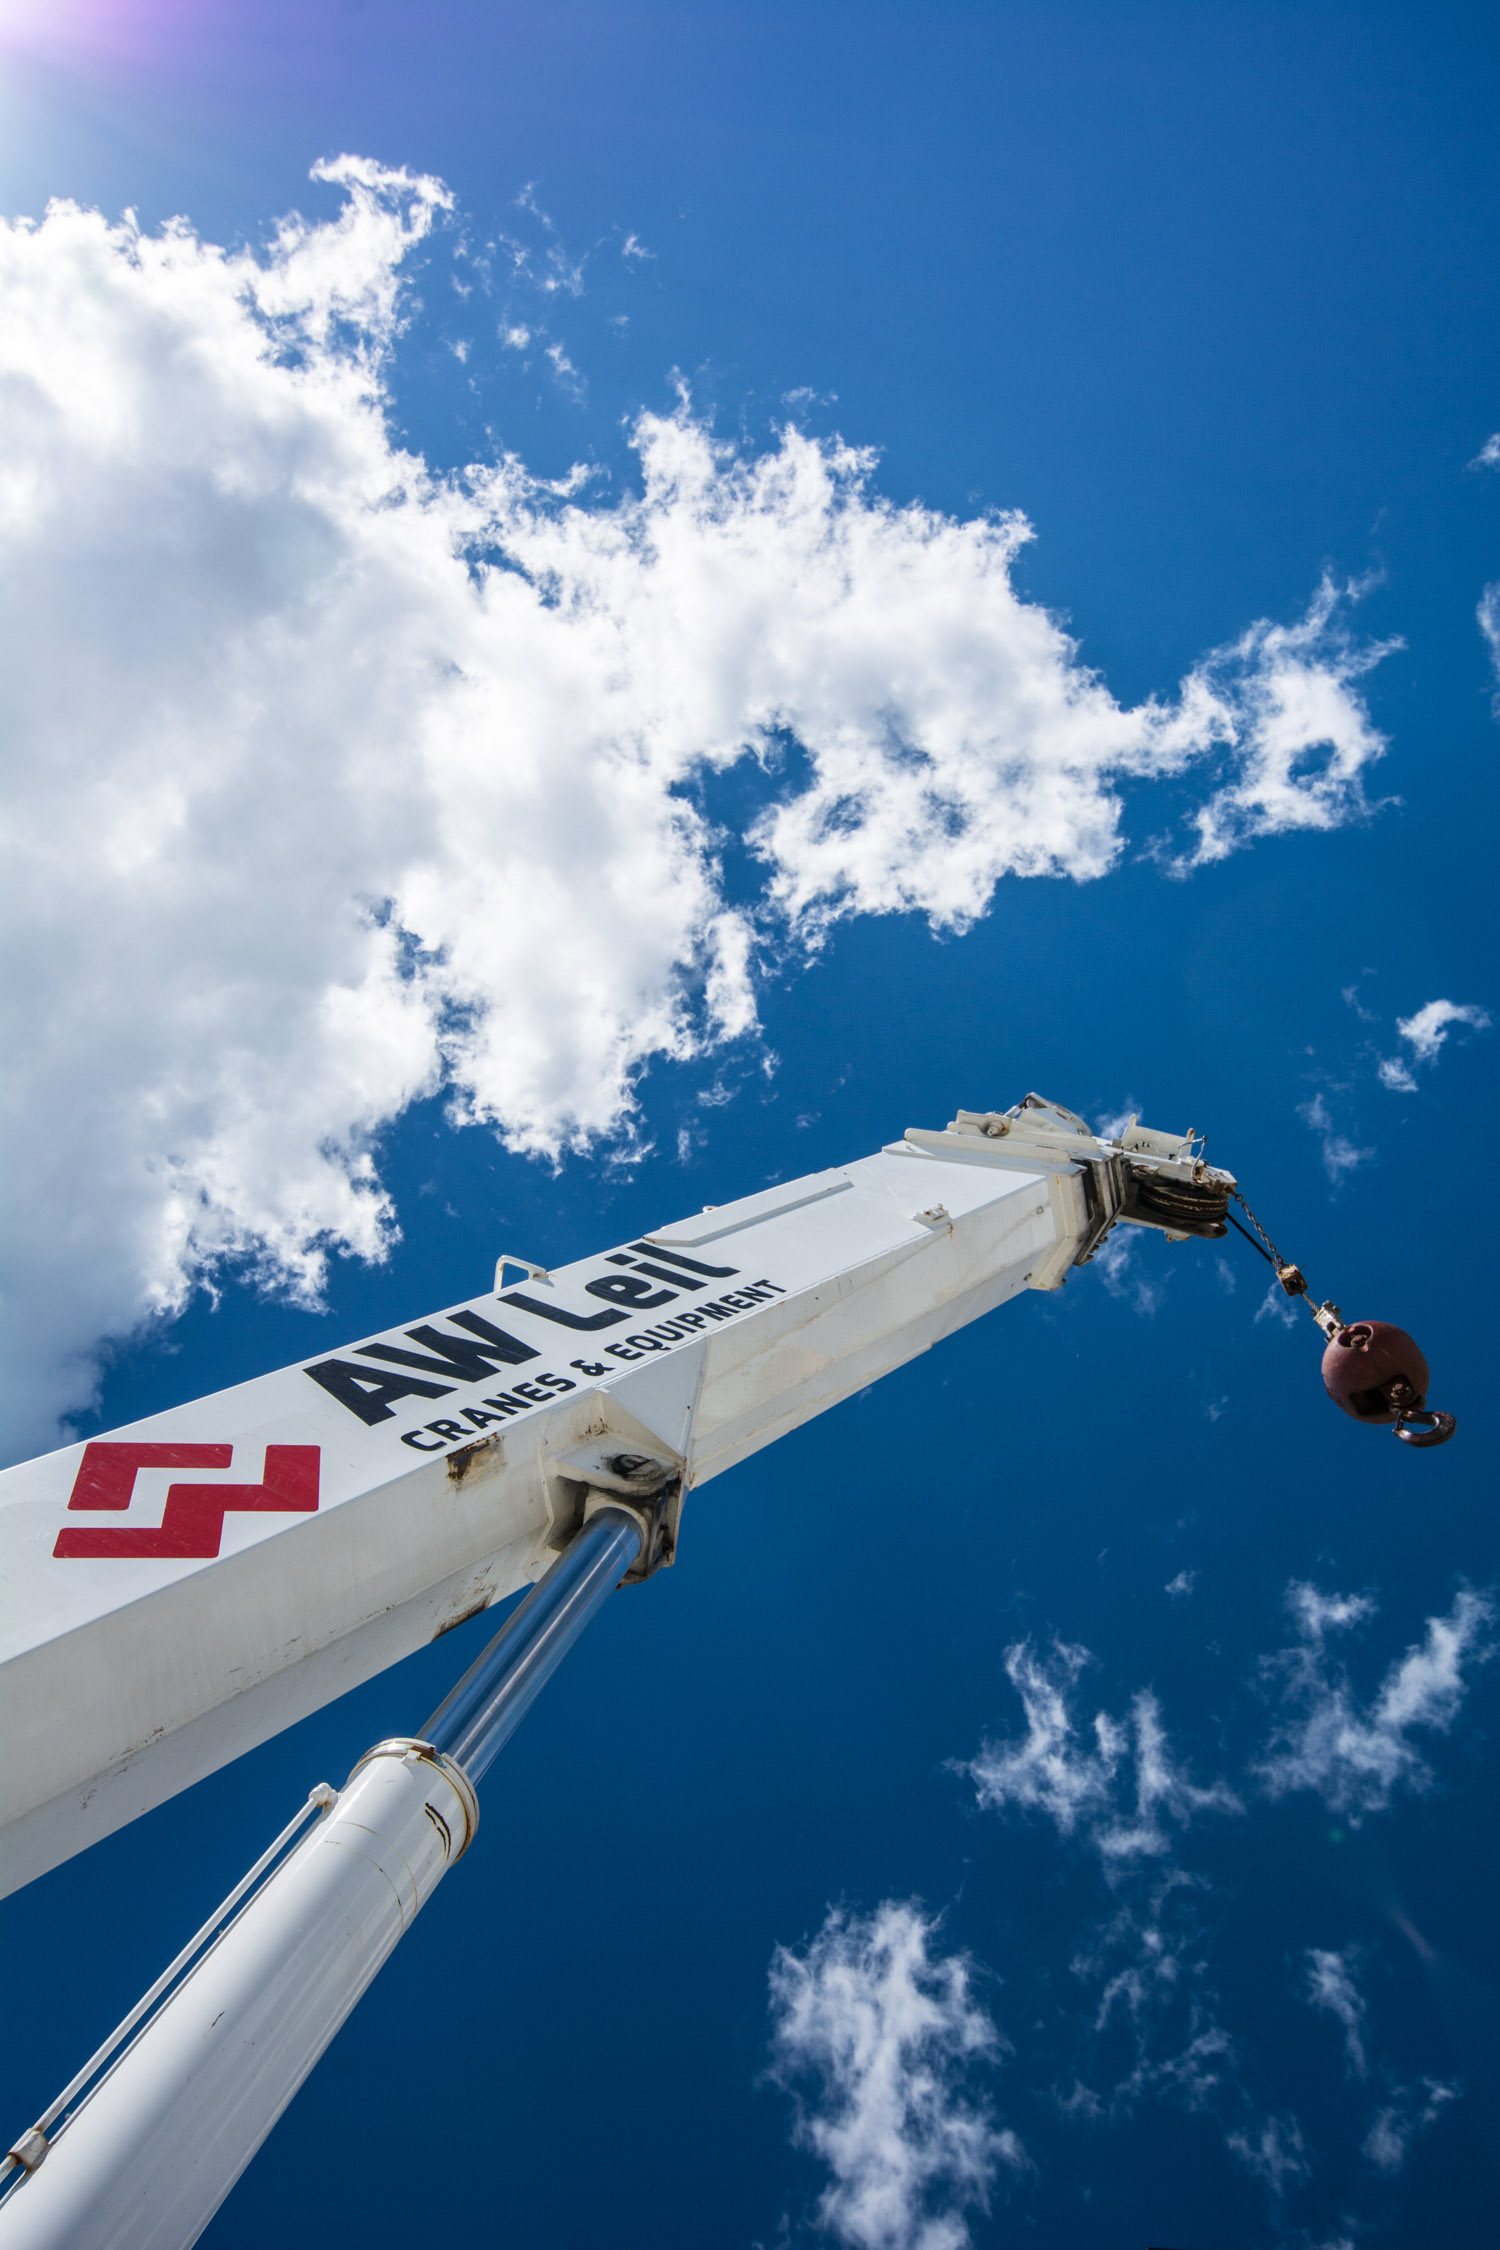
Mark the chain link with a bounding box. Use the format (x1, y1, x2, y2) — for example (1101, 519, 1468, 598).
(1228, 1190, 1318, 1307)
(1228, 1191, 1289, 1270)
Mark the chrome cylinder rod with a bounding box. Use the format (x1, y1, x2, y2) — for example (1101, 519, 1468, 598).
(423, 1503, 642, 1783)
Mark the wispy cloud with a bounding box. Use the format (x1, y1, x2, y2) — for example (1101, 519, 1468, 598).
(508, 182, 587, 294)
(544, 337, 585, 398)
(950, 1595, 1486, 2212)
(1165, 1570, 1197, 1600)
(1377, 998, 1492, 1091)
(1176, 575, 1397, 866)
(1471, 439, 1500, 712)
(1362, 2078, 1458, 2173)
(964, 1650, 1243, 2120)
(1478, 585, 1500, 719)
(1341, 975, 1378, 1022)
(1298, 1092, 1373, 1183)
(1091, 1228, 1164, 1317)
(768, 1903, 1024, 2250)
(1304, 1948, 1368, 2078)
(1254, 1279, 1303, 1330)
(1226, 2111, 1311, 2199)
(1255, 1584, 1496, 1818)
(1067, 1873, 1239, 2116)
(964, 1641, 1118, 1838)
(1301, 1947, 1462, 2173)
(965, 1641, 1241, 1863)
(1100, 1692, 1244, 1860)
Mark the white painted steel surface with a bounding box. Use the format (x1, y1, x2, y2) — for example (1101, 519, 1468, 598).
(0, 1747, 472, 2250)
(2, 1098, 1192, 1895)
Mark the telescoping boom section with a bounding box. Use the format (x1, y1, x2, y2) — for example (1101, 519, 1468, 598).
(0, 1094, 1233, 1899)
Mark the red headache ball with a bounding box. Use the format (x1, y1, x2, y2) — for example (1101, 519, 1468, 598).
(1320, 1321, 1431, 1424)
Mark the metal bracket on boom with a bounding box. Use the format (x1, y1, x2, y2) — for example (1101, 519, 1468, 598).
(493, 1251, 551, 1290)
(553, 1446, 682, 1583)
(581, 1476, 678, 1584)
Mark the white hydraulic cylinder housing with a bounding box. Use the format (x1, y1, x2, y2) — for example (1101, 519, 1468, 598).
(0, 1092, 1235, 1899)
(0, 1506, 647, 2250)
(0, 1742, 475, 2250)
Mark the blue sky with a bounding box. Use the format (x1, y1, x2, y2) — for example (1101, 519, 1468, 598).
(1, 5, 1497, 2246)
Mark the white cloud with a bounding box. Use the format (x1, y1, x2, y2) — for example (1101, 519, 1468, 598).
(1141, 2020, 1236, 2107)
(1473, 432, 1500, 470)
(1177, 578, 1396, 867)
(0, 160, 1401, 1454)
(1290, 1585, 1376, 1636)
(1256, 1584, 1496, 1818)
(1097, 1691, 1243, 1861)
(1165, 1570, 1196, 1599)
(1253, 1279, 1302, 1330)
(1304, 1948, 1368, 2078)
(1399, 999, 1491, 1064)
(506, 183, 586, 295)
(1069, 1875, 1238, 2115)
(1361, 2078, 1458, 2174)
(966, 1642, 1119, 1837)
(544, 337, 585, 397)
(965, 1641, 1240, 1861)
(758, 561, 1390, 933)
(1091, 1228, 1164, 1317)
(768, 1903, 1023, 2250)
(1226, 2111, 1311, 2200)
(1360, 2104, 1409, 2173)
(1379, 997, 1491, 1091)
(1473, 582, 1498, 715)
(956, 1597, 1479, 2190)
(968, 1650, 1243, 2128)
(1302, 1938, 1461, 2173)
(1298, 1093, 1373, 1184)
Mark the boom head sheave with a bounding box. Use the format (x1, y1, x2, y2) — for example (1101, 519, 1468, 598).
(904, 1090, 1236, 1252)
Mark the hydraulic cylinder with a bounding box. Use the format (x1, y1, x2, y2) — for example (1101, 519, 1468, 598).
(0, 1506, 643, 2250)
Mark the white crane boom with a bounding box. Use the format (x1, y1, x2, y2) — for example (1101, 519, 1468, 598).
(0, 1092, 1234, 2249)
(0, 1093, 1230, 1901)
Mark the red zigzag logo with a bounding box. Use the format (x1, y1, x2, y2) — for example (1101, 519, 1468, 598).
(53, 1442, 321, 1560)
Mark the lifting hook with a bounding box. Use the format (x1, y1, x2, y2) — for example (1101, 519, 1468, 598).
(1227, 1198, 1457, 1449)
(1319, 1319, 1457, 1448)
